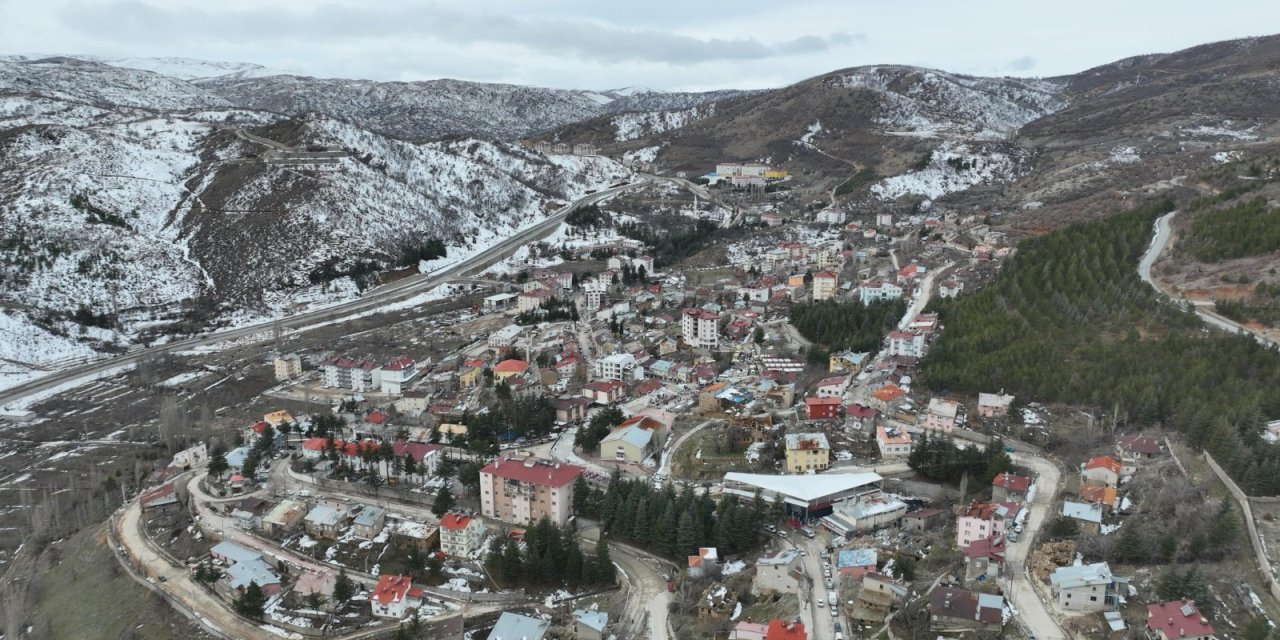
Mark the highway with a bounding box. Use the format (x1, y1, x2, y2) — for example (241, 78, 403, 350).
(1140, 211, 1276, 348)
(0, 179, 650, 410)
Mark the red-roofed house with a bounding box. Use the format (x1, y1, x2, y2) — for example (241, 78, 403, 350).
(379, 357, 417, 395)
(963, 535, 1006, 583)
(765, 619, 807, 640)
(846, 403, 879, 428)
(991, 472, 1032, 502)
(1079, 483, 1118, 508)
(494, 359, 529, 382)
(1081, 455, 1123, 487)
(480, 453, 583, 526)
(956, 501, 1022, 547)
(439, 512, 486, 558)
(1147, 600, 1216, 640)
(393, 441, 442, 477)
(583, 379, 625, 405)
(140, 483, 179, 511)
(870, 385, 906, 413)
(366, 410, 391, 426)
(370, 575, 423, 619)
(804, 397, 842, 420)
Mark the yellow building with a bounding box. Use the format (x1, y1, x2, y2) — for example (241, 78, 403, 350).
(263, 410, 295, 427)
(765, 169, 789, 180)
(784, 433, 830, 473)
(458, 366, 482, 389)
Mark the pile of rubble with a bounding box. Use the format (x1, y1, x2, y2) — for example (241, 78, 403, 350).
(1029, 540, 1076, 581)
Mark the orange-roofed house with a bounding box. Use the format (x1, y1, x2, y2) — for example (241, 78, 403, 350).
(439, 512, 487, 558)
(1081, 455, 1123, 487)
(494, 359, 529, 382)
(370, 575, 423, 619)
(1079, 483, 1118, 508)
(263, 410, 294, 427)
(765, 619, 807, 640)
(870, 384, 906, 413)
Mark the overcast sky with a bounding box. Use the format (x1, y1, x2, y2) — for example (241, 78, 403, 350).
(3, 0, 1279, 91)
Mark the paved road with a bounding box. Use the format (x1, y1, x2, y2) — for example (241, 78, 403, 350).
(0, 180, 650, 410)
(1005, 453, 1066, 640)
(897, 261, 954, 331)
(116, 490, 272, 639)
(1139, 211, 1276, 348)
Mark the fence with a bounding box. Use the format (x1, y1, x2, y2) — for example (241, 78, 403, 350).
(1202, 451, 1280, 601)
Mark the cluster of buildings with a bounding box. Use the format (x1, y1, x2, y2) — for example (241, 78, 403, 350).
(705, 162, 789, 188)
(529, 140, 599, 156)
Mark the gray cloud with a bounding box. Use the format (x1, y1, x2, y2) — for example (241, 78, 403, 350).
(1007, 55, 1037, 72)
(60, 1, 857, 64)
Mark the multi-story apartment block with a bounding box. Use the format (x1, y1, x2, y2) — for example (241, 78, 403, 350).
(480, 453, 582, 526)
(321, 357, 380, 392)
(439, 512, 487, 558)
(813, 271, 838, 301)
(682, 308, 720, 349)
(784, 433, 830, 473)
(273, 354, 302, 381)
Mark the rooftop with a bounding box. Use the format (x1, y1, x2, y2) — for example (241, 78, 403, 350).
(723, 471, 882, 503)
(1147, 600, 1214, 639)
(482, 454, 583, 488)
(487, 611, 551, 640)
(1050, 561, 1116, 590)
(784, 433, 830, 451)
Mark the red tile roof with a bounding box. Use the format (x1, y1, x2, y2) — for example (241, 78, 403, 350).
(1118, 435, 1163, 455)
(494, 359, 529, 374)
(765, 619, 807, 640)
(382, 356, 414, 371)
(249, 420, 269, 433)
(872, 385, 905, 402)
(634, 379, 663, 396)
(393, 440, 441, 463)
(1147, 600, 1215, 640)
(371, 575, 419, 605)
(963, 534, 1007, 561)
(1085, 455, 1122, 475)
(366, 410, 390, 425)
(804, 397, 842, 406)
(439, 513, 476, 531)
(992, 472, 1031, 493)
(481, 455, 583, 488)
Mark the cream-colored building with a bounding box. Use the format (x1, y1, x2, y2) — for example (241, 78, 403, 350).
(439, 513, 487, 558)
(273, 354, 303, 381)
(784, 432, 830, 473)
(480, 453, 582, 526)
(812, 271, 838, 301)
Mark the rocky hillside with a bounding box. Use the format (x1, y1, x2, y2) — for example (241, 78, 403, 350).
(0, 59, 633, 376)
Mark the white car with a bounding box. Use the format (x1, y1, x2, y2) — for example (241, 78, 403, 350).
(765, 524, 777, 532)
(830, 607, 838, 617)
(778, 530, 789, 539)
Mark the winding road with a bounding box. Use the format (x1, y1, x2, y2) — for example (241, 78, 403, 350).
(0, 180, 650, 410)
(1140, 211, 1276, 348)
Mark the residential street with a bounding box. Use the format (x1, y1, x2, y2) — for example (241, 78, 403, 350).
(1005, 452, 1067, 640)
(116, 494, 277, 639)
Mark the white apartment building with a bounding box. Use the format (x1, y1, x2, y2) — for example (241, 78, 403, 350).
(682, 308, 720, 349)
(273, 354, 302, 381)
(439, 513, 487, 558)
(859, 281, 904, 305)
(885, 331, 927, 358)
(813, 271, 839, 302)
(597, 352, 639, 381)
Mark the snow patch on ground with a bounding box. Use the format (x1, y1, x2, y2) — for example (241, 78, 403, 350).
(623, 146, 661, 165)
(799, 121, 823, 145)
(871, 141, 1022, 201)
(721, 560, 747, 576)
(1110, 146, 1140, 164)
(1183, 121, 1259, 140)
(613, 103, 715, 141)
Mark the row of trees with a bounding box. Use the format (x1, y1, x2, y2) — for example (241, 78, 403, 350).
(515, 295, 579, 324)
(790, 298, 907, 355)
(906, 432, 1012, 488)
(919, 199, 1280, 494)
(617, 220, 719, 268)
(1183, 195, 1280, 262)
(1214, 280, 1280, 327)
(485, 517, 615, 588)
(455, 394, 556, 456)
(580, 474, 777, 559)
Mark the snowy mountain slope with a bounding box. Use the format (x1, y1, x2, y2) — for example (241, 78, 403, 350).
(197, 75, 746, 141)
(613, 103, 717, 142)
(869, 141, 1028, 201)
(2, 54, 280, 80)
(841, 66, 1067, 139)
(0, 57, 229, 111)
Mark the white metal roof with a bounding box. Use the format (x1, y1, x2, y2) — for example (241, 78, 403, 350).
(723, 471, 882, 502)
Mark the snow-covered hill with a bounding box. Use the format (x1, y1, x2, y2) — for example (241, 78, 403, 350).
(0, 57, 229, 111)
(841, 66, 1067, 139)
(3, 54, 280, 80)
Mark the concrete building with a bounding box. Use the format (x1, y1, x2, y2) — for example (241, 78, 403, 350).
(1050, 561, 1125, 612)
(886, 331, 928, 359)
(929, 587, 1003, 630)
(784, 433, 830, 473)
(370, 575, 422, 619)
(876, 425, 913, 458)
(754, 549, 803, 595)
(573, 609, 609, 640)
(480, 453, 582, 526)
(956, 501, 1021, 548)
(859, 281, 903, 305)
(487, 612, 550, 640)
(924, 398, 960, 432)
(600, 424, 659, 464)
(321, 357, 380, 392)
(812, 271, 838, 301)
(379, 357, 417, 395)
(1147, 600, 1216, 640)
(273, 353, 302, 381)
(439, 512, 486, 558)
(977, 392, 1014, 418)
(597, 352, 639, 381)
(682, 308, 720, 349)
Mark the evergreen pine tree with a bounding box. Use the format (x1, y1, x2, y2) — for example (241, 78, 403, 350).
(432, 485, 456, 518)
